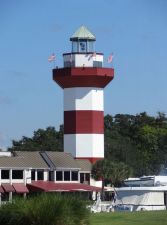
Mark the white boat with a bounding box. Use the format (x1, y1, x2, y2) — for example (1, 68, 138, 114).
(124, 175, 167, 187)
(115, 186, 167, 211)
(124, 176, 154, 187)
(124, 166, 167, 187)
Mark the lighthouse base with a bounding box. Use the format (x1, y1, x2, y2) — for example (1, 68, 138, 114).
(75, 157, 103, 164)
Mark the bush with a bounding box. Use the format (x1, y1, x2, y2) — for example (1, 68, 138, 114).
(0, 194, 90, 225)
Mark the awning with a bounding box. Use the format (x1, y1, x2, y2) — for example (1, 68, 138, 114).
(2, 183, 15, 192)
(27, 181, 102, 192)
(0, 186, 5, 193)
(27, 181, 59, 192)
(13, 183, 29, 193)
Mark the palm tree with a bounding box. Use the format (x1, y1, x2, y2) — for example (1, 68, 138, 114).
(110, 161, 131, 187)
(91, 159, 112, 200)
(92, 159, 131, 200)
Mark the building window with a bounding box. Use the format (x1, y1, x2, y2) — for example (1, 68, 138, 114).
(80, 173, 90, 184)
(64, 61, 71, 67)
(56, 171, 63, 181)
(1, 170, 9, 179)
(85, 173, 90, 182)
(31, 170, 35, 180)
(49, 171, 54, 181)
(87, 41, 94, 52)
(72, 41, 78, 52)
(37, 170, 44, 180)
(12, 170, 23, 179)
(64, 171, 70, 181)
(79, 41, 87, 52)
(64, 61, 74, 68)
(80, 173, 84, 183)
(72, 171, 78, 181)
(93, 61, 102, 68)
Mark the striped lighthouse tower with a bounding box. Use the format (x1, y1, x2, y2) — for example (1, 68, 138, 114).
(53, 26, 114, 163)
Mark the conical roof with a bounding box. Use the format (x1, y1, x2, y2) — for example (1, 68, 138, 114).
(70, 25, 96, 41)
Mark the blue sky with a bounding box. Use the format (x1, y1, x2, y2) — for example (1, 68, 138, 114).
(0, 0, 167, 149)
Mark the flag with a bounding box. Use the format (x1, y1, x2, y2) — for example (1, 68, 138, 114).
(48, 53, 55, 62)
(88, 52, 96, 60)
(107, 54, 113, 63)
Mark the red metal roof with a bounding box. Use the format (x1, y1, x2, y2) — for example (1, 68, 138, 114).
(2, 183, 15, 192)
(13, 183, 29, 193)
(27, 181, 101, 192)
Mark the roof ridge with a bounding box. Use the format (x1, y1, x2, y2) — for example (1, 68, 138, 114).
(40, 151, 56, 169)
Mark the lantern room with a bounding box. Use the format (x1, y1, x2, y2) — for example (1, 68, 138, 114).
(63, 25, 103, 68)
(70, 25, 96, 53)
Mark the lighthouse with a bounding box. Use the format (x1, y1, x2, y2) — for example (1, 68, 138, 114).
(53, 26, 114, 163)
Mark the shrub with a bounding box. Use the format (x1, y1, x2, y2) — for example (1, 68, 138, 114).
(0, 193, 90, 225)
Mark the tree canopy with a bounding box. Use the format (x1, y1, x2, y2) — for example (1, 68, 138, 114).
(8, 126, 63, 152)
(104, 112, 167, 176)
(8, 112, 167, 177)
(91, 159, 131, 188)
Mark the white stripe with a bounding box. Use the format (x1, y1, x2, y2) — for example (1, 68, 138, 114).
(64, 87, 104, 111)
(64, 134, 104, 158)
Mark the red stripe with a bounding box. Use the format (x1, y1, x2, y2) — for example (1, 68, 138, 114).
(64, 111, 104, 134)
(75, 157, 104, 164)
(53, 67, 114, 88)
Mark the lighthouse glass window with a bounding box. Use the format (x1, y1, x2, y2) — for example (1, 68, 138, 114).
(72, 41, 78, 52)
(79, 41, 86, 52)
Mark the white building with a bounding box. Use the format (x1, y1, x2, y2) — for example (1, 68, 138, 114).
(0, 151, 100, 204)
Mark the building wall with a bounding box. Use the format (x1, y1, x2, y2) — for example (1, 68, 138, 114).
(64, 134, 104, 158)
(64, 87, 104, 111)
(0, 168, 48, 184)
(90, 177, 102, 188)
(63, 54, 103, 67)
(24, 169, 31, 184)
(64, 87, 104, 159)
(0, 152, 11, 157)
(44, 170, 48, 181)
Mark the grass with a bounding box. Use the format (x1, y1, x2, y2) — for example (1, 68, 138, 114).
(1, 195, 167, 225)
(0, 194, 90, 225)
(90, 211, 167, 225)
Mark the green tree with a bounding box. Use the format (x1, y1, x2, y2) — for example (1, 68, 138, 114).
(109, 161, 132, 187)
(104, 112, 167, 177)
(8, 126, 63, 152)
(135, 125, 167, 175)
(91, 159, 112, 200)
(91, 159, 131, 199)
